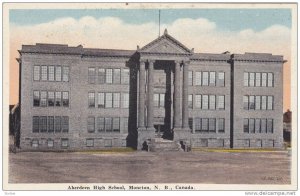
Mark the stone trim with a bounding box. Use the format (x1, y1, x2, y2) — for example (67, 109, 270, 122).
(139, 31, 192, 53)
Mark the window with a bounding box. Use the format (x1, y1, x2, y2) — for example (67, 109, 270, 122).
(249, 96, 255, 110)
(122, 139, 128, 147)
(32, 140, 39, 148)
(218, 118, 225, 133)
(113, 118, 120, 132)
(86, 139, 94, 147)
(154, 94, 159, 107)
(123, 117, 128, 132)
(209, 118, 216, 132)
(188, 71, 193, 86)
(201, 118, 208, 132)
(267, 73, 273, 87)
(249, 73, 255, 87)
(104, 139, 112, 147)
(48, 91, 55, 107)
(33, 66, 40, 81)
(48, 66, 55, 81)
(209, 95, 215, 110)
(244, 95, 272, 110)
(267, 119, 273, 133)
(62, 67, 69, 82)
(243, 119, 249, 133)
(255, 119, 261, 133)
(113, 93, 120, 108)
(61, 116, 69, 132)
(97, 117, 105, 132)
(113, 69, 121, 84)
(98, 68, 105, 84)
(255, 96, 261, 110)
(33, 65, 69, 82)
(195, 118, 201, 132)
(47, 139, 54, 148)
(55, 116, 61, 132)
(202, 95, 209, 110)
(195, 72, 201, 86)
(105, 118, 112, 132)
(61, 139, 69, 147)
(188, 118, 193, 130)
(55, 66, 62, 81)
(262, 73, 267, 87)
(32, 116, 39, 133)
(97, 93, 105, 108)
(123, 93, 129, 108)
(261, 119, 267, 133)
(87, 117, 95, 133)
(243, 96, 249, 110)
(217, 95, 225, 110)
(41, 66, 47, 81)
(55, 92, 61, 107)
(218, 72, 225, 86)
(267, 96, 273, 110)
(209, 72, 216, 86)
(195, 95, 201, 108)
(88, 67, 96, 84)
(40, 91, 47, 107)
(202, 72, 209, 86)
(33, 91, 40, 106)
(249, 118, 255, 133)
(244, 118, 273, 133)
(255, 73, 261, 87)
(106, 69, 113, 84)
(105, 93, 113, 108)
(88, 92, 95, 107)
(188, 94, 193, 109)
(39, 116, 47, 132)
(62, 92, 69, 107)
(261, 96, 267, 110)
(48, 116, 54, 132)
(160, 94, 165, 108)
(244, 72, 249, 86)
(122, 69, 130, 84)
(238, 71, 276, 88)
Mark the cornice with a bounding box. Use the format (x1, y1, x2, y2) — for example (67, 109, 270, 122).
(139, 52, 192, 57)
(20, 51, 82, 56)
(190, 58, 229, 62)
(231, 59, 286, 63)
(82, 54, 132, 58)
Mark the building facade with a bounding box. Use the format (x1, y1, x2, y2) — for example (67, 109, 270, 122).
(18, 30, 285, 150)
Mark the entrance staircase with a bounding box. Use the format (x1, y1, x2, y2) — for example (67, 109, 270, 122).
(147, 138, 183, 152)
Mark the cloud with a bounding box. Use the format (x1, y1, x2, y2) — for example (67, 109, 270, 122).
(9, 16, 291, 109)
(10, 16, 291, 57)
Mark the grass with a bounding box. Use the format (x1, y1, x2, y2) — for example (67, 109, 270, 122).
(284, 142, 291, 148)
(191, 148, 286, 153)
(77, 147, 287, 154)
(75, 147, 136, 154)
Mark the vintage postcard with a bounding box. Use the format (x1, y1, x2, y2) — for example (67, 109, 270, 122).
(2, 2, 298, 193)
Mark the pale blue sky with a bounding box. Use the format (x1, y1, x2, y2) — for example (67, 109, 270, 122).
(10, 9, 291, 31)
(9, 8, 292, 109)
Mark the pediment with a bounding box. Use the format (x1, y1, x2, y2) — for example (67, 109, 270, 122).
(139, 30, 192, 55)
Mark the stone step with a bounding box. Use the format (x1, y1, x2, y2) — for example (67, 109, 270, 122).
(148, 139, 183, 152)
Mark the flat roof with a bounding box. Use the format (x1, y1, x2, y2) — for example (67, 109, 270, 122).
(19, 43, 285, 62)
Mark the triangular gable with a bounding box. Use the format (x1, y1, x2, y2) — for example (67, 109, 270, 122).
(139, 29, 192, 54)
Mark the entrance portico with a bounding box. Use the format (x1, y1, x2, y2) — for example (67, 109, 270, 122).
(137, 29, 193, 149)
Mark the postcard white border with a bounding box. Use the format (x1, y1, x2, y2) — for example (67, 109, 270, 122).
(2, 2, 298, 191)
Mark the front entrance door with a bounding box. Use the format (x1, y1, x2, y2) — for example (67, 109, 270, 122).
(154, 124, 173, 140)
(154, 124, 165, 138)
